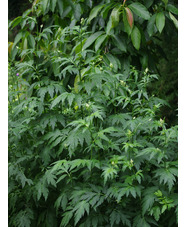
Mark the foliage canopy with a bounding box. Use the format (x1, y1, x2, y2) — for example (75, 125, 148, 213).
(8, 0, 178, 226)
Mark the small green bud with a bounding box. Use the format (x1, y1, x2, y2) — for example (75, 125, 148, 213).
(110, 63, 113, 68)
(80, 18, 85, 25)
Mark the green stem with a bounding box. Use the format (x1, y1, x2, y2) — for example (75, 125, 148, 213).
(17, 80, 20, 104)
(123, 0, 126, 7)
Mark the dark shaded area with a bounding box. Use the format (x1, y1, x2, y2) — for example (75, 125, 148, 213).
(152, 25, 178, 126)
(8, 0, 31, 20)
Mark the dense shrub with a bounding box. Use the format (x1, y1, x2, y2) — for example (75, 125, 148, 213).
(8, 0, 178, 226)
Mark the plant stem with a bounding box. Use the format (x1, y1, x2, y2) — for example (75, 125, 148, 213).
(123, 0, 126, 6)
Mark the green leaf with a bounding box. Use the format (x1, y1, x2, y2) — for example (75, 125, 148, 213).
(142, 187, 157, 215)
(51, 0, 57, 12)
(57, 0, 64, 17)
(42, 0, 49, 13)
(144, 0, 154, 9)
(110, 210, 120, 227)
(88, 4, 105, 23)
(28, 34, 35, 49)
(154, 168, 177, 191)
(156, 12, 165, 33)
(125, 7, 133, 28)
(83, 31, 104, 50)
(12, 32, 23, 50)
(112, 35, 127, 52)
(123, 8, 133, 35)
(106, 16, 113, 35)
(131, 26, 141, 50)
(74, 201, 90, 225)
(45, 171, 57, 187)
(9, 16, 22, 29)
(147, 14, 156, 37)
(167, 4, 178, 15)
(95, 34, 107, 52)
(61, 211, 73, 227)
(153, 206, 161, 221)
(128, 3, 150, 20)
(169, 12, 178, 29)
(111, 5, 121, 27)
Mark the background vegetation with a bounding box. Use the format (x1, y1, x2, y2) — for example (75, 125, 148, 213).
(8, 0, 178, 226)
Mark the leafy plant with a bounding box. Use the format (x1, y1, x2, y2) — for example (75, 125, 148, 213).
(9, 0, 178, 226)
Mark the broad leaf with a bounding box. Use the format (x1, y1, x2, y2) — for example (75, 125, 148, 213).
(128, 3, 150, 20)
(167, 4, 178, 15)
(83, 31, 104, 50)
(111, 5, 121, 27)
(156, 12, 165, 33)
(95, 34, 107, 52)
(123, 8, 133, 35)
(169, 12, 178, 29)
(131, 26, 141, 50)
(88, 4, 105, 23)
(147, 14, 156, 37)
(125, 7, 133, 28)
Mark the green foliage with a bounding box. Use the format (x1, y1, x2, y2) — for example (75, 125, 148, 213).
(9, 0, 177, 226)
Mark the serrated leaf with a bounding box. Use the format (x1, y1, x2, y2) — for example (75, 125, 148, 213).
(74, 201, 90, 225)
(153, 206, 161, 221)
(128, 3, 150, 20)
(45, 171, 57, 187)
(131, 26, 141, 50)
(83, 31, 104, 50)
(67, 93, 75, 107)
(142, 187, 157, 215)
(61, 211, 73, 227)
(156, 12, 165, 33)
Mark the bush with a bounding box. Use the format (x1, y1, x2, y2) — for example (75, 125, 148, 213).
(8, 1, 178, 226)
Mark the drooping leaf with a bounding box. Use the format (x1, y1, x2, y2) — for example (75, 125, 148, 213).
(83, 31, 104, 50)
(147, 14, 156, 37)
(95, 34, 107, 52)
(169, 12, 178, 29)
(51, 0, 57, 12)
(128, 3, 150, 20)
(112, 35, 127, 52)
(131, 26, 141, 50)
(42, 0, 49, 13)
(125, 7, 133, 28)
(110, 5, 121, 27)
(88, 4, 105, 23)
(156, 12, 165, 33)
(123, 8, 132, 36)
(61, 210, 73, 227)
(167, 4, 178, 15)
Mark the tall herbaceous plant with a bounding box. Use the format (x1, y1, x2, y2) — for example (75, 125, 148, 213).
(8, 0, 178, 226)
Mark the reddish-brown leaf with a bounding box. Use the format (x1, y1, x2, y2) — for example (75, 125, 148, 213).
(125, 7, 133, 28)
